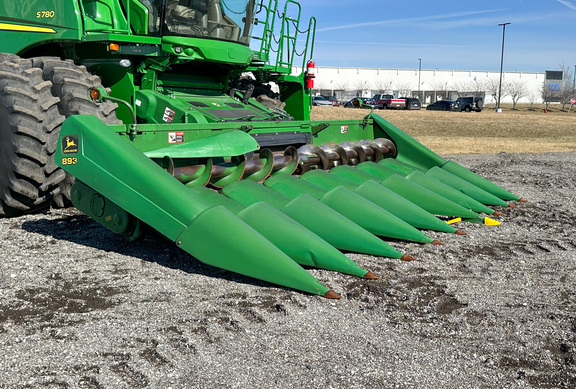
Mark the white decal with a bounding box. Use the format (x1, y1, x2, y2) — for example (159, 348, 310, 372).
(168, 132, 184, 143)
(163, 107, 175, 123)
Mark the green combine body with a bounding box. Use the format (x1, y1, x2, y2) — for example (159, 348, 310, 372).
(0, 0, 525, 297)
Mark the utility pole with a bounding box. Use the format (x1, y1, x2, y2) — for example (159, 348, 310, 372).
(497, 22, 511, 113)
(417, 58, 422, 100)
(573, 64, 575, 98)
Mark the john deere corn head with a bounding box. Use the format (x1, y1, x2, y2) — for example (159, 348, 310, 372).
(0, 0, 525, 297)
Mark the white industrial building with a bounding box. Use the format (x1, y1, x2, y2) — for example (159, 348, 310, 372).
(294, 66, 546, 105)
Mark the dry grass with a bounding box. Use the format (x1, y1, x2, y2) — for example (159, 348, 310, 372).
(311, 105, 576, 155)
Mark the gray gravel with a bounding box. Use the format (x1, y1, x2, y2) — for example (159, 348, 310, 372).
(1, 152, 575, 388)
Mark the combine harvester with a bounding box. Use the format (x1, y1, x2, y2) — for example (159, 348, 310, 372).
(0, 0, 525, 298)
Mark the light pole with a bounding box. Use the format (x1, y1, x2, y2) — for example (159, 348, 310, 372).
(496, 22, 511, 113)
(573, 64, 575, 98)
(417, 58, 422, 100)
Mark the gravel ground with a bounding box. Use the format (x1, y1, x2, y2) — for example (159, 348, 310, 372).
(1, 152, 575, 388)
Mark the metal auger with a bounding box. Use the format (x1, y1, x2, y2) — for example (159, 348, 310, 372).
(158, 138, 399, 188)
(297, 138, 397, 172)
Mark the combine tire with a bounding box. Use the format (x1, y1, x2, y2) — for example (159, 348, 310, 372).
(0, 53, 20, 63)
(0, 57, 66, 217)
(30, 57, 121, 206)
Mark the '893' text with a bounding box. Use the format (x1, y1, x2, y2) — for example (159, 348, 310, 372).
(61, 157, 77, 165)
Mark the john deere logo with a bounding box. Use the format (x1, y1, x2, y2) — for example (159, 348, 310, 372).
(62, 135, 79, 154)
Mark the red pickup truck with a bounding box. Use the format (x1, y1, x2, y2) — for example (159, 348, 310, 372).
(372, 94, 406, 110)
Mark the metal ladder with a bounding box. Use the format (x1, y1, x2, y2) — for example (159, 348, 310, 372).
(252, 0, 315, 73)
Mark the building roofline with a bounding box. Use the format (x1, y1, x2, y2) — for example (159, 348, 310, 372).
(302, 65, 544, 76)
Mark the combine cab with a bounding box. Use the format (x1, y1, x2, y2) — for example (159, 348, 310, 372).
(0, 0, 525, 297)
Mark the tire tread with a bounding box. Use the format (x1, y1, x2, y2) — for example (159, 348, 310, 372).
(0, 58, 65, 216)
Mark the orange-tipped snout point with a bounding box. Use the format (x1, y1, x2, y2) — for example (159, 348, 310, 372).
(363, 271, 380, 280)
(323, 290, 342, 299)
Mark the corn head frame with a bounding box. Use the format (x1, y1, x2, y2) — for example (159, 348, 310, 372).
(0, 0, 525, 297)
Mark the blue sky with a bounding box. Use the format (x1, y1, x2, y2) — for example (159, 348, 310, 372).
(296, 0, 576, 73)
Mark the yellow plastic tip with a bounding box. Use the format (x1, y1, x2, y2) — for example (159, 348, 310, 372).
(484, 217, 501, 226)
(446, 217, 462, 225)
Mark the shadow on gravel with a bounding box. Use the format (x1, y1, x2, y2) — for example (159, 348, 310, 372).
(21, 211, 295, 295)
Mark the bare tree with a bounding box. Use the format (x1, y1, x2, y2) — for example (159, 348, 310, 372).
(395, 81, 414, 97)
(558, 63, 575, 110)
(332, 78, 350, 93)
(472, 78, 485, 94)
(503, 80, 528, 110)
(350, 78, 370, 97)
(373, 78, 393, 94)
(314, 79, 329, 94)
(484, 77, 501, 107)
(450, 81, 477, 98)
(430, 81, 451, 101)
(541, 82, 561, 110)
(527, 92, 538, 111)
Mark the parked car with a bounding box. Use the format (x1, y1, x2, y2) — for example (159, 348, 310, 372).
(343, 97, 377, 108)
(372, 94, 405, 109)
(401, 97, 421, 110)
(426, 100, 459, 111)
(321, 95, 341, 106)
(312, 96, 333, 106)
(456, 96, 483, 112)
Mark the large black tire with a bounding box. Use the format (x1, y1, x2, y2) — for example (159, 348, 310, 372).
(0, 58, 66, 217)
(30, 57, 121, 206)
(0, 53, 21, 63)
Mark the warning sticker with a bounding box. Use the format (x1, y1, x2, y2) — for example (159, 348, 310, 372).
(163, 107, 175, 123)
(168, 132, 184, 143)
(340, 125, 349, 134)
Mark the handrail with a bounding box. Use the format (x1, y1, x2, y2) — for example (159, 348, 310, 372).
(251, 0, 315, 74)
